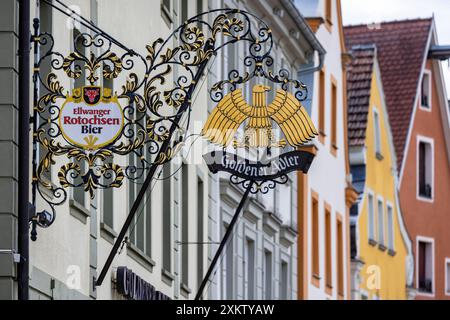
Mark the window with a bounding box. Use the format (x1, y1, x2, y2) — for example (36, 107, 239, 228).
(417, 239, 434, 294)
(180, 0, 188, 24)
(300, 62, 315, 116)
(128, 165, 152, 257)
(373, 109, 382, 159)
(325, 0, 332, 24)
(128, 107, 151, 257)
(90, 0, 98, 25)
(446, 259, 450, 295)
(418, 138, 433, 200)
(181, 164, 189, 286)
(263, 250, 273, 299)
(161, 0, 172, 23)
(223, 221, 234, 299)
(162, 164, 172, 272)
(331, 79, 338, 153)
(377, 199, 385, 247)
(387, 204, 395, 253)
(102, 155, 114, 229)
(102, 66, 114, 229)
(162, 0, 170, 13)
(318, 70, 326, 142)
(325, 206, 332, 293)
(278, 182, 291, 224)
(196, 0, 203, 28)
(245, 238, 255, 299)
(337, 218, 344, 298)
(312, 193, 320, 283)
(420, 70, 431, 110)
(73, 29, 86, 206)
(368, 193, 375, 243)
(197, 177, 204, 290)
(280, 260, 289, 300)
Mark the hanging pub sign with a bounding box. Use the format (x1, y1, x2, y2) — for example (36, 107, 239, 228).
(196, 84, 318, 299)
(59, 87, 124, 150)
(201, 85, 318, 193)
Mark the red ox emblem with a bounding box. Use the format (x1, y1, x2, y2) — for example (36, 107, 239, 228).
(83, 87, 101, 105)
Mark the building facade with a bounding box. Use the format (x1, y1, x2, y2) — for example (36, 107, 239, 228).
(346, 45, 414, 300)
(0, 0, 323, 300)
(345, 18, 450, 300)
(295, 0, 357, 300)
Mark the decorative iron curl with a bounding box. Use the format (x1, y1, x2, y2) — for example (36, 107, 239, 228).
(230, 174, 289, 195)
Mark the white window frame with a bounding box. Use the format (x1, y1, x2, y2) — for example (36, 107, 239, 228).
(373, 107, 382, 157)
(386, 202, 395, 252)
(419, 69, 432, 112)
(376, 196, 385, 247)
(416, 236, 435, 297)
(416, 135, 435, 203)
(367, 190, 376, 243)
(445, 258, 450, 296)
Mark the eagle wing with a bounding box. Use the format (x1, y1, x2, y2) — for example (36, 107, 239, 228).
(268, 89, 318, 147)
(201, 89, 252, 147)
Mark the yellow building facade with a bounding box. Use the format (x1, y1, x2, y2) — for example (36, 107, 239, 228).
(347, 47, 414, 300)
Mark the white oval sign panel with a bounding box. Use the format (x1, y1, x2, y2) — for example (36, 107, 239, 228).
(59, 86, 124, 150)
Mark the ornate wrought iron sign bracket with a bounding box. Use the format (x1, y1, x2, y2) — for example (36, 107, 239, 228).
(30, 3, 317, 291)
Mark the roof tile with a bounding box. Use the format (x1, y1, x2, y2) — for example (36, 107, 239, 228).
(344, 19, 432, 167)
(346, 47, 375, 147)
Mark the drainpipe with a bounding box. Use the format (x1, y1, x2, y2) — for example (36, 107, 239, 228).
(18, 0, 31, 300)
(280, 0, 326, 75)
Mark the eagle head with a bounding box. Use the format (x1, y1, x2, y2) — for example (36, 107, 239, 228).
(253, 84, 271, 93)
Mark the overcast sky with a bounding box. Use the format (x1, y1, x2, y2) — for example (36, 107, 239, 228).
(341, 0, 450, 96)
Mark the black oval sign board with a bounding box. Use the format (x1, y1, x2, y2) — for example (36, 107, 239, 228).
(203, 150, 315, 182)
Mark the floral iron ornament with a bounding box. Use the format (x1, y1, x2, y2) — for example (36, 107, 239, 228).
(31, 8, 309, 239)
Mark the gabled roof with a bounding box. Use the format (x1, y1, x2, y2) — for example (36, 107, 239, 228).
(344, 19, 433, 168)
(347, 45, 376, 147)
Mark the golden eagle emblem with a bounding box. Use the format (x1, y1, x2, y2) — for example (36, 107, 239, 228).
(202, 84, 318, 148)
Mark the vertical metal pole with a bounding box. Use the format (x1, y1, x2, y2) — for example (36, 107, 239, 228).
(30, 18, 39, 242)
(195, 181, 254, 300)
(18, 0, 31, 300)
